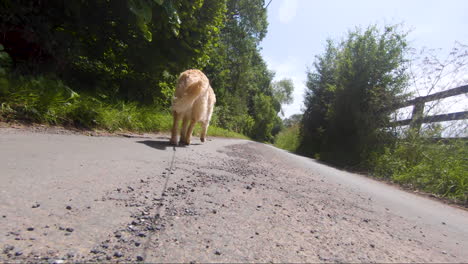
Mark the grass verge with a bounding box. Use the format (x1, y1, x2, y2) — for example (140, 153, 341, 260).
(0, 75, 247, 139)
(372, 137, 468, 205)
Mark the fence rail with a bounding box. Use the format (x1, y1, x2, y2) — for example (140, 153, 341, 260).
(391, 84, 468, 131)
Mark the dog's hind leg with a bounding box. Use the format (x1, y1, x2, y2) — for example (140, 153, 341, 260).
(185, 119, 197, 145)
(170, 111, 181, 145)
(200, 121, 209, 142)
(180, 115, 189, 144)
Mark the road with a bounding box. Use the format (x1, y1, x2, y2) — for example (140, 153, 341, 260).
(1, 127, 467, 263)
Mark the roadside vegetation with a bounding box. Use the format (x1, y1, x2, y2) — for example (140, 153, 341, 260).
(0, 0, 287, 141)
(372, 134, 467, 203)
(0, 71, 246, 138)
(273, 27, 467, 205)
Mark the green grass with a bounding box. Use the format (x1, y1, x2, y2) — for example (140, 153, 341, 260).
(0, 75, 247, 140)
(274, 124, 300, 152)
(194, 124, 249, 139)
(372, 137, 468, 204)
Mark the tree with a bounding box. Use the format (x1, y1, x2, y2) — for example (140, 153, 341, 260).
(300, 25, 409, 166)
(204, 0, 281, 141)
(0, 0, 227, 104)
(299, 40, 338, 158)
(283, 113, 302, 127)
(271, 78, 294, 115)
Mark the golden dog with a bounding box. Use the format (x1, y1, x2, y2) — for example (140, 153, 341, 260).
(170, 69, 216, 145)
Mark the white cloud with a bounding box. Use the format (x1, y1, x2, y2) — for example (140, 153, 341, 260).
(278, 0, 298, 24)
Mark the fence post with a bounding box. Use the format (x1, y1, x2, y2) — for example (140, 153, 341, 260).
(410, 99, 424, 133)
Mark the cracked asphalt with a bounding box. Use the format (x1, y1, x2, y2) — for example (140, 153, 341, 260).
(1, 127, 467, 263)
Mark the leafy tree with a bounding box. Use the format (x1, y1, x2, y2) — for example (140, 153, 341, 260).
(204, 0, 281, 141)
(300, 25, 409, 166)
(299, 40, 338, 158)
(0, 0, 226, 104)
(272, 78, 294, 115)
(283, 113, 302, 127)
(1, 0, 283, 142)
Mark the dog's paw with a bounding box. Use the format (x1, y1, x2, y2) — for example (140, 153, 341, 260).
(200, 137, 205, 143)
(169, 139, 178, 145)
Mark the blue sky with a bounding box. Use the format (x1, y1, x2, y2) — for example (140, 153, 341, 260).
(260, 0, 468, 118)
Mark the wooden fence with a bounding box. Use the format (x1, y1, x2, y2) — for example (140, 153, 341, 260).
(391, 84, 468, 132)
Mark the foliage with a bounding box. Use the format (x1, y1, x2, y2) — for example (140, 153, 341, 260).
(1, 0, 282, 142)
(299, 25, 409, 166)
(274, 124, 300, 152)
(283, 114, 302, 128)
(250, 93, 281, 142)
(272, 78, 294, 115)
(0, 0, 226, 103)
(204, 0, 281, 142)
(372, 131, 468, 204)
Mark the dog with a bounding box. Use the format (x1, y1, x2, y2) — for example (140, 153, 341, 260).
(170, 69, 216, 145)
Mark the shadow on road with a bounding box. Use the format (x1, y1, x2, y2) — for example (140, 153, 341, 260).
(137, 140, 177, 150)
(137, 140, 202, 150)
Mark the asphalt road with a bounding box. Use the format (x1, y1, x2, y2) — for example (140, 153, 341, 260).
(1, 127, 467, 263)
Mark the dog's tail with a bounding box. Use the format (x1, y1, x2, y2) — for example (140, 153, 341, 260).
(172, 79, 205, 113)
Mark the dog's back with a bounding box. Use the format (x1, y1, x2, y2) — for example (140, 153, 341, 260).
(172, 70, 209, 113)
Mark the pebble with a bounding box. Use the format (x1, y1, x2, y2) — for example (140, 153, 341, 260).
(15, 251, 23, 256)
(65, 228, 74, 233)
(114, 251, 123, 258)
(136, 256, 144, 261)
(27, 227, 34, 231)
(214, 250, 221, 255)
(66, 206, 72, 210)
(3, 245, 14, 253)
(32, 203, 40, 208)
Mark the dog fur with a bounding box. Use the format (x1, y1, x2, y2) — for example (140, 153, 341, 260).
(170, 69, 216, 145)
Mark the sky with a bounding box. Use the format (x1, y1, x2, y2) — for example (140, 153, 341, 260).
(260, 0, 468, 118)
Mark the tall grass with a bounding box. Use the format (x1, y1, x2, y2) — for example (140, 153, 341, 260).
(0, 75, 246, 139)
(372, 135, 468, 204)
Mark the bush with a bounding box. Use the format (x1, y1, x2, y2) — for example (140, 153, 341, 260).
(274, 124, 301, 152)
